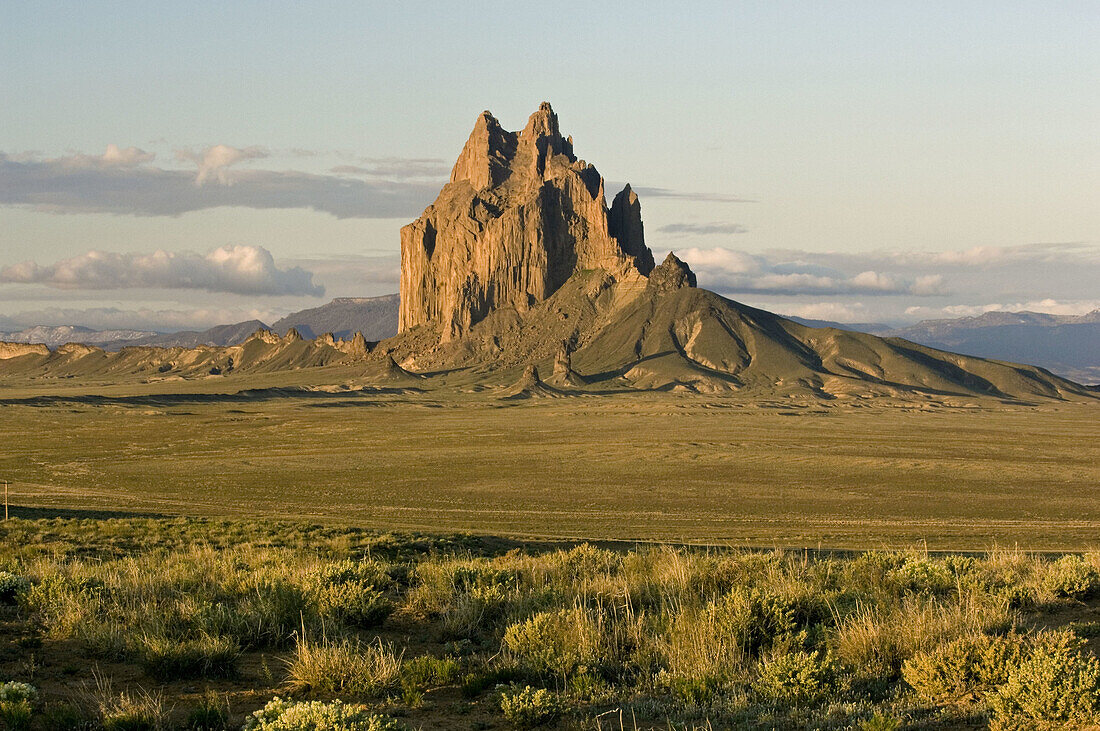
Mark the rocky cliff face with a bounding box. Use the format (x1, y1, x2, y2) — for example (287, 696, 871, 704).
(399, 102, 656, 340)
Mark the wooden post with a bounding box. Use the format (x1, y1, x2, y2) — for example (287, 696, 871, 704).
(3, 480, 7, 521)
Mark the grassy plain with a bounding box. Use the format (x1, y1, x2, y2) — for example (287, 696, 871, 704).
(3, 518, 1100, 730)
(0, 372, 1097, 550)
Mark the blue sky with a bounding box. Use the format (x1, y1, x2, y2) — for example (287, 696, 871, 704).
(1, 1, 1097, 330)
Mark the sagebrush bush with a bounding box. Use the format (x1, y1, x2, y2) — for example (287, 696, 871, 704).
(242, 698, 407, 731)
(752, 648, 835, 705)
(1042, 555, 1100, 600)
(499, 686, 561, 728)
(503, 608, 604, 677)
(988, 630, 1100, 730)
(902, 632, 1022, 699)
(310, 560, 393, 628)
(0, 572, 29, 604)
(0, 681, 37, 731)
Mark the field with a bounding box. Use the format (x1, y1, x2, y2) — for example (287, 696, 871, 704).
(2, 375, 1100, 728)
(3, 519, 1100, 730)
(0, 375, 1098, 550)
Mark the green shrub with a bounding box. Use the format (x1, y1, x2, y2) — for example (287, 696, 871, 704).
(503, 608, 603, 677)
(310, 560, 393, 629)
(139, 633, 240, 680)
(989, 631, 1100, 729)
(0, 682, 36, 731)
(891, 559, 954, 595)
(0, 683, 36, 704)
(242, 697, 407, 731)
(0, 572, 29, 604)
(40, 702, 93, 731)
(752, 649, 834, 705)
(858, 713, 902, 731)
(902, 633, 1023, 699)
(400, 654, 462, 693)
(184, 691, 229, 731)
(499, 686, 561, 728)
(1043, 555, 1100, 600)
(708, 585, 829, 656)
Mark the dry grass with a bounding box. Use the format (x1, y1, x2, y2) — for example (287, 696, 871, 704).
(0, 391, 1097, 549)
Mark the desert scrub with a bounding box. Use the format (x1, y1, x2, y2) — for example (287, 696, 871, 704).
(503, 607, 606, 677)
(243, 698, 408, 731)
(834, 593, 1012, 681)
(988, 630, 1100, 730)
(499, 686, 561, 728)
(1041, 554, 1100, 600)
(286, 636, 403, 696)
(752, 648, 836, 705)
(902, 632, 1023, 699)
(0, 682, 36, 731)
(0, 572, 29, 604)
(309, 560, 393, 628)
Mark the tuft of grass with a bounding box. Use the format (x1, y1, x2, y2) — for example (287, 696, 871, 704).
(139, 633, 240, 680)
(184, 691, 230, 731)
(285, 635, 403, 697)
(86, 678, 167, 731)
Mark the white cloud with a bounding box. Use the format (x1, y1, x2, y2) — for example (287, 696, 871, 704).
(176, 144, 268, 185)
(57, 144, 157, 169)
(0, 148, 437, 218)
(776, 302, 870, 322)
(905, 299, 1100, 319)
(0, 245, 323, 296)
(677, 247, 947, 297)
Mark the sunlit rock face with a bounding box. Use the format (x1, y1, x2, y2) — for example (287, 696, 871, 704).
(398, 102, 654, 340)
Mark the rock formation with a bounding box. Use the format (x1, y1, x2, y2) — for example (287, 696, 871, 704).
(399, 102, 655, 340)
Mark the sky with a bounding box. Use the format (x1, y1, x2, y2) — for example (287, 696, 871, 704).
(1, 1, 1097, 332)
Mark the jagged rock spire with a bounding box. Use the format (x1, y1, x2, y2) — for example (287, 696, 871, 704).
(399, 102, 655, 340)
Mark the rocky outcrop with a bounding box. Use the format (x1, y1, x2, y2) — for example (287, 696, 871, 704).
(399, 102, 655, 340)
(647, 252, 697, 294)
(0, 342, 49, 360)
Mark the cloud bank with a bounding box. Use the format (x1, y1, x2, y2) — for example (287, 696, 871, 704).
(0, 147, 439, 218)
(677, 246, 947, 297)
(0, 245, 324, 297)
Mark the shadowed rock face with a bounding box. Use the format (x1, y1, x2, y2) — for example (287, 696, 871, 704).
(399, 102, 655, 340)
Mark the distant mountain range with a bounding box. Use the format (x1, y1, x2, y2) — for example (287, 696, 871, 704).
(271, 295, 399, 341)
(789, 310, 1100, 384)
(0, 294, 402, 352)
(881, 310, 1100, 385)
(0, 325, 157, 348)
(4, 299, 1098, 385)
